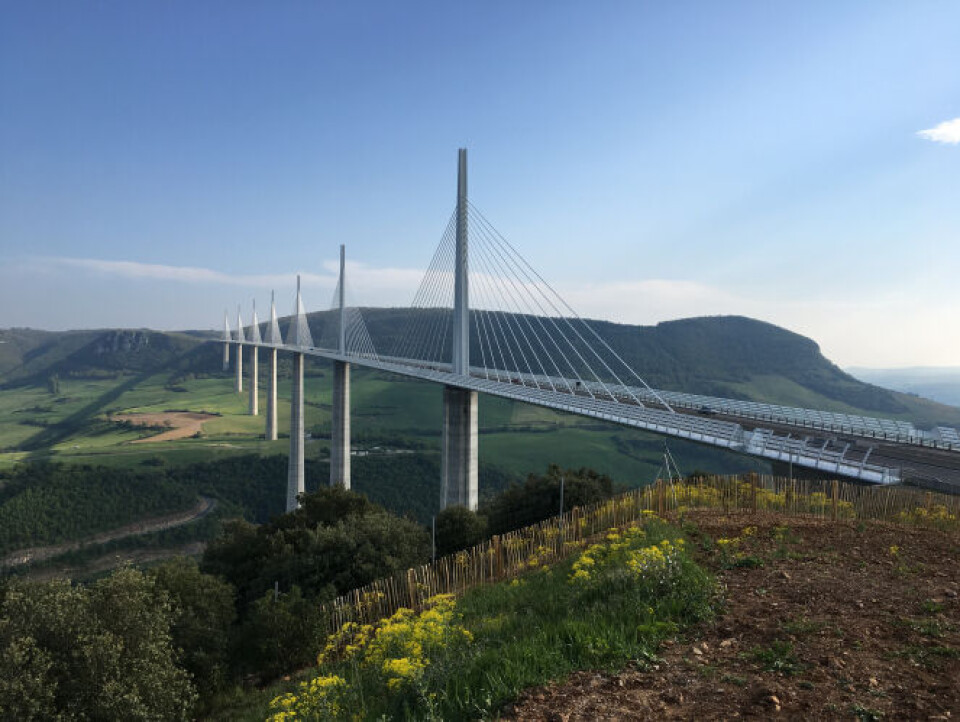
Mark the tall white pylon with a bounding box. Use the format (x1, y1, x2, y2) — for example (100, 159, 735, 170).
(331, 245, 351, 489)
(265, 290, 280, 442)
(441, 148, 479, 511)
(286, 276, 309, 511)
(287, 274, 314, 349)
(452, 147, 469, 376)
(235, 304, 245, 393)
(222, 311, 231, 371)
(248, 300, 261, 416)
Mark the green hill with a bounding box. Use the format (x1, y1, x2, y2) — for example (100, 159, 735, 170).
(3, 314, 959, 430)
(352, 310, 960, 428)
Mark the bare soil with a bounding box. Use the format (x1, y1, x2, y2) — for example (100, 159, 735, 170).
(504, 510, 960, 721)
(112, 411, 217, 443)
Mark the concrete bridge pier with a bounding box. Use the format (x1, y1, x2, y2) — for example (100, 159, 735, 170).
(286, 352, 305, 511)
(330, 360, 351, 488)
(249, 346, 259, 415)
(266, 348, 278, 441)
(222, 343, 229, 371)
(441, 385, 478, 510)
(234, 343, 243, 393)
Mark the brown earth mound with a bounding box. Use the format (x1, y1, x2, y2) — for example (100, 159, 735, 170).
(112, 411, 216, 443)
(504, 510, 960, 721)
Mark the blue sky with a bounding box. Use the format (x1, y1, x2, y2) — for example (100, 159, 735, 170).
(1, 1, 958, 367)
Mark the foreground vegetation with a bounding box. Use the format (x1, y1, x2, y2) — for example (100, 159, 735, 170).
(266, 516, 715, 721)
(0, 469, 625, 719)
(2, 471, 958, 720)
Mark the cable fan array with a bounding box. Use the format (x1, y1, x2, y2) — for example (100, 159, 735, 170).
(391, 202, 669, 410)
(315, 271, 379, 360)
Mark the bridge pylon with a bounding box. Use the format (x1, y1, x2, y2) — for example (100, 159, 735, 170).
(265, 291, 281, 442)
(286, 276, 309, 511)
(331, 245, 351, 489)
(441, 148, 479, 510)
(248, 300, 261, 416)
(235, 304, 244, 393)
(222, 311, 231, 371)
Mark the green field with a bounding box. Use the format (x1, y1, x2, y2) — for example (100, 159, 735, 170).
(0, 359, 765, 484)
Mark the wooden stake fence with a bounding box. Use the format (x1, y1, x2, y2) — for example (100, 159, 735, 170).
(320, 474, 959, 635)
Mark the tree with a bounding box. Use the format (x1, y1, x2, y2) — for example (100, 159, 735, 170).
(237, 585, 327, 679)
(202, 487, 431, 614)
(434, 505, 488, 557)
(0, 568, 197, 721)
(482, 465, 617, 535)
(150, 558, 236, 696)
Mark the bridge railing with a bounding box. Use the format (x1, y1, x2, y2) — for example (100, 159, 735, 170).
(320, 473, 959, 635)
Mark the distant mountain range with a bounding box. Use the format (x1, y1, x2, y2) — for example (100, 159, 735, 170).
(3, 314, 959, 430)
(847, 366, 960, 409)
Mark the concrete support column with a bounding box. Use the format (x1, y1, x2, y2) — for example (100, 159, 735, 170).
(286, 352, 305, 512)
(441, 385, 478, 510)
(330, 360, 351, 488)
(266, 348, 278, 441)
(234, 344, 243, 393)
(249, 346, 259, 415)
(222, 342, 229, 371)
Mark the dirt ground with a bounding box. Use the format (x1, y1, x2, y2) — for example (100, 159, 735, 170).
(112, 411, 217, 443)
(504, 510, 960, 721)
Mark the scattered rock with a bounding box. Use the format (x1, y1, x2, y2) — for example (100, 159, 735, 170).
(661, 690, 684, 704)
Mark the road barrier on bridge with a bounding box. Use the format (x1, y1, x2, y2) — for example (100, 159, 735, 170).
(321, 474, 959, 635)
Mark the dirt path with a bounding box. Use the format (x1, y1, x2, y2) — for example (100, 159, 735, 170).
(2, 496, 216, 568)
(112, 411, 217, 443)
(26, 542, 208, 582)
(504, 511, 960, 721)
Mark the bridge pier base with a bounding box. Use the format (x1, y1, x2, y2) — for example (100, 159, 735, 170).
(222, 342, 229, 371)
(249, 346, 259, 415)
(330, 361, 351, 488)
(287, 352, 305, 512)
(234, 343, 243, 393)
(441, 385, 478, 511)
(266, 348, 278, 441)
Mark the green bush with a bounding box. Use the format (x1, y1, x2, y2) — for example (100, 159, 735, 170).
(0, 568, 196, 721)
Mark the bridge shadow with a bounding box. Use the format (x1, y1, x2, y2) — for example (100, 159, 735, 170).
(19, 371, 158, 459)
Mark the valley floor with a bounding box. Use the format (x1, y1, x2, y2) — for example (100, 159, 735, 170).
(505, 510, 960, 720)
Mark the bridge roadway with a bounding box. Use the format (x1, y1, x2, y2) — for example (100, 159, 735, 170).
(234, 340, 947, 485)
(678, 408, 960, 491)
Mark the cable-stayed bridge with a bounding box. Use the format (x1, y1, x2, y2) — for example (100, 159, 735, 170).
(218, 150, 960, 512)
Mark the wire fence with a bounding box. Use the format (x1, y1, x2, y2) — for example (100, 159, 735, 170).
(322, 474, 960, 634)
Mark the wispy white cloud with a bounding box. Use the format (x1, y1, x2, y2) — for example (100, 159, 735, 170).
(917, 117, 960, 145)
(50, 257, 333, 289)
(44, 256, 424, 306)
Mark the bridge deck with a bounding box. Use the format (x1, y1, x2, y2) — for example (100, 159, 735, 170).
(229, 341, 927, 484)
